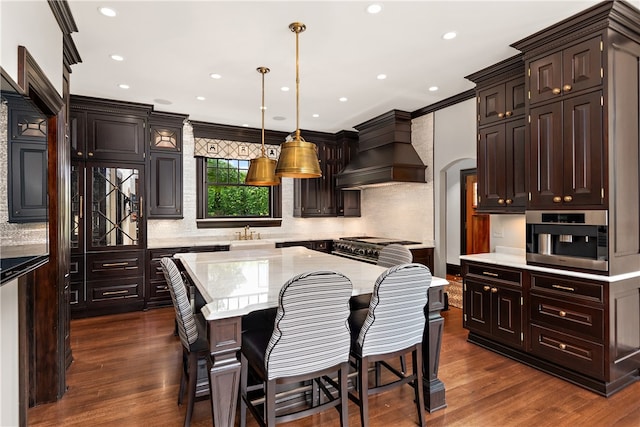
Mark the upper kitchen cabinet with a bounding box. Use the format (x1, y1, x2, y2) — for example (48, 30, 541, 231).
(336, 130, 361, 217)
(147, 111, 188, 219)
(528, 36, 602, 106)
(466, 55, 527, 213)
(69, 95, 150, 162)
(293, 130, 361, 217)
(512, 1, 640, 211)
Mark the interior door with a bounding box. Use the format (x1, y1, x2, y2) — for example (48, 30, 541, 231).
(461, 170, 490, 255)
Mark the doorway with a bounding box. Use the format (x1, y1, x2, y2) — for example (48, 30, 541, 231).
(460, 169, 489, 255)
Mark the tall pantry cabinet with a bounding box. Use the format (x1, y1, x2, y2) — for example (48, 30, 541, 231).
(70, 96, 149, 317)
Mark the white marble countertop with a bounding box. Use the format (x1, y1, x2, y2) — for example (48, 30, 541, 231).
(177, 246, 447, 320)
(460, 250, 640, 282)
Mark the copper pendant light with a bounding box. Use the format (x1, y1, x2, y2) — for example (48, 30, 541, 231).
(245, 66, 280, 186)
(275, 22, 322, 178)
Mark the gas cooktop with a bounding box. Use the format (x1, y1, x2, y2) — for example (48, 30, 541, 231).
(337, 236, 421, 246)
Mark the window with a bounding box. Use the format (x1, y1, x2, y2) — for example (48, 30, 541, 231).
(196, 157, 281, 227)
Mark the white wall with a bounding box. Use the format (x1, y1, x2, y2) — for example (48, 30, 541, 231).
(1, 2, 62, 426)
(0, 279, 20, 427)
(490, 214, 526, 251)
(433, 99, 477, 277)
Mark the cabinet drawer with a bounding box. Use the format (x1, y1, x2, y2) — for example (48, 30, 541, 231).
(70, 256, 84, 283)
(466, 264, 522, 285)
(530, 294, 604, 343)
(530, 273, 604, 303)
(70, 281, 84, 306)
(149, 280, 170, 299)
(87, 251, 143, 279)
(530, 324, 604, 379)
(91, 281, 141, 302)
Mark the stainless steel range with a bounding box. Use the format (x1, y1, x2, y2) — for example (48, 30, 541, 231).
(332, 236, 420, 264)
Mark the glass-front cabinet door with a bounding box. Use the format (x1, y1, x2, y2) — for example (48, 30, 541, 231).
(86, 162, 144, 251)
(71, 162, 84, 253)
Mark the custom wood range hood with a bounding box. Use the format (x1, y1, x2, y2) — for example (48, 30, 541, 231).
(336, 110, 427, 189)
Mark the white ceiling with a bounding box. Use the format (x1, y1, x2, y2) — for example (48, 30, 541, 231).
(67, 0, 617, 134)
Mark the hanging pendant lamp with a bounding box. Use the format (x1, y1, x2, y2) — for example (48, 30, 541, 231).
(245, 66, 280, 186)
(275, 22, 322, 178)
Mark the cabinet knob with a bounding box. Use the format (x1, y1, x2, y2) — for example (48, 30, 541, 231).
(505, 111, 512, 117)
(498, 198, 505, 205)
(77, 151, 83, 156)
(559, 310, 567, 317)
(563, 84, 572, 92)
(553, 196, 562, 203)
(490, 287, 498, 293)
(505, 198, 513, 205)
(559, 343, 567, 350)
(88, 152, 94, 157)
(483, 285, 490, 292)
(552, 88, 562, 95)
(563, 195, 573, 202)
(498, 112, 505, 119)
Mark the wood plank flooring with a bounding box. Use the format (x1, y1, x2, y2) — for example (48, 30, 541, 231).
(28, 307, 639, 426)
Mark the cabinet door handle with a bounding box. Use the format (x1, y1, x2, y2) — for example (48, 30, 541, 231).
(79, 196, 83, 219)
(559, 343, 567, 350)
(552, 88, 561, 95)
(563, 84, 572, 92)
(563, 195, 573, 202)
(77, 151, 83, 156)
(552, 284, 575, 292)
(103, 290, 129, 296)
(498, 112, 505, 118)
(559, 310, 567, 317)
(482, 271, 499, 277)
(483, 285, 491, 291)
(88, 152, 94, 157)
(490, 287, 498, 293)
(553, 196, 562, 203)
(102, 262, 128, 267)
(505, 198, 513, 205)
(498, 198, 505, 205)
(505, 111, 512, 117)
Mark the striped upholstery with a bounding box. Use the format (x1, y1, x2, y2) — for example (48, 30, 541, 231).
(160, 257, 199, 347)
(377, 244, 413, 268)
(357, 263, 431, 357)
(264, 271, 353, 380)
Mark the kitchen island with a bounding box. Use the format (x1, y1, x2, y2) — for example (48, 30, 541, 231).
(176, 247, 448, 427)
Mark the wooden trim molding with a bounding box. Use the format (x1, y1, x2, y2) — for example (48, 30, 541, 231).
(17, 46, 63, 114)
(411, 89, 476, 119)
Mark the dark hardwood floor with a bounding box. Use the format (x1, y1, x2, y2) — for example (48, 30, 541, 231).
(28, 306, 639, 426)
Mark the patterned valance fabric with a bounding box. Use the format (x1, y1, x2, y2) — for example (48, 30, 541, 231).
(194, 137, 281, 160)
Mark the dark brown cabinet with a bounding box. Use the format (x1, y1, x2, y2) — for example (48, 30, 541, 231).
(463, 263, 524, 349)
(276, 240, 332, 253)
(528, 90, 604, 208)
(528, 36, 602, 106)
(467, 56, 527, 213)
(148, 112, 186, 219)
(293, 140, 338, 217)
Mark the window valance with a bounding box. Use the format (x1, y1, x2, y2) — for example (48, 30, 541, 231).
(194, 137, 280, 160)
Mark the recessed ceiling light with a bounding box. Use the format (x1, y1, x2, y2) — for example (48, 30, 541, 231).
(98, 7, 117, 17)
(242, 124, 249, 127)
(428, 86, 439, 92)
(209, 73, 222, 79)
(367, 4, 382, 14)
(196, 96, 206, 101)
(281, 86, 290, 92)
(377, 74, 387, 80)
(339, 97, 348, 102)
(312, 114, 319, 118)
(118, 83, 129, 89)
(110, 54, 124, 61)
(442, 31, 457, 40)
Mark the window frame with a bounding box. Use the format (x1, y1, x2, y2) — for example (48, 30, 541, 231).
(196, 157, 282, 229)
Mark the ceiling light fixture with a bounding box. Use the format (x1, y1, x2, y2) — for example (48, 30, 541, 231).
(118, 84, 129, 89)
(281, 86, 290, 92)
(442, 31, 457, 40)
(367, 4, 382, 14)
(377, 74, 387, 80)
(98, 7, 117, 17)
(110, 54, 124, 61)
(196, 96, 205, 101)
(209, 73, 221, 79)
(245, 67, 280, 186)
(429, 86, 439, 92)
(339, 97, 348, 102)
(275, 22, 322, 178)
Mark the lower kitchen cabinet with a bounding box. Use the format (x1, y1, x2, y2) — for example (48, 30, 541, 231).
(409, 247, 434, 274)
(463, 263, 524, 349)
(276, 240, 332, 253)
(462, 259, 640, 396)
